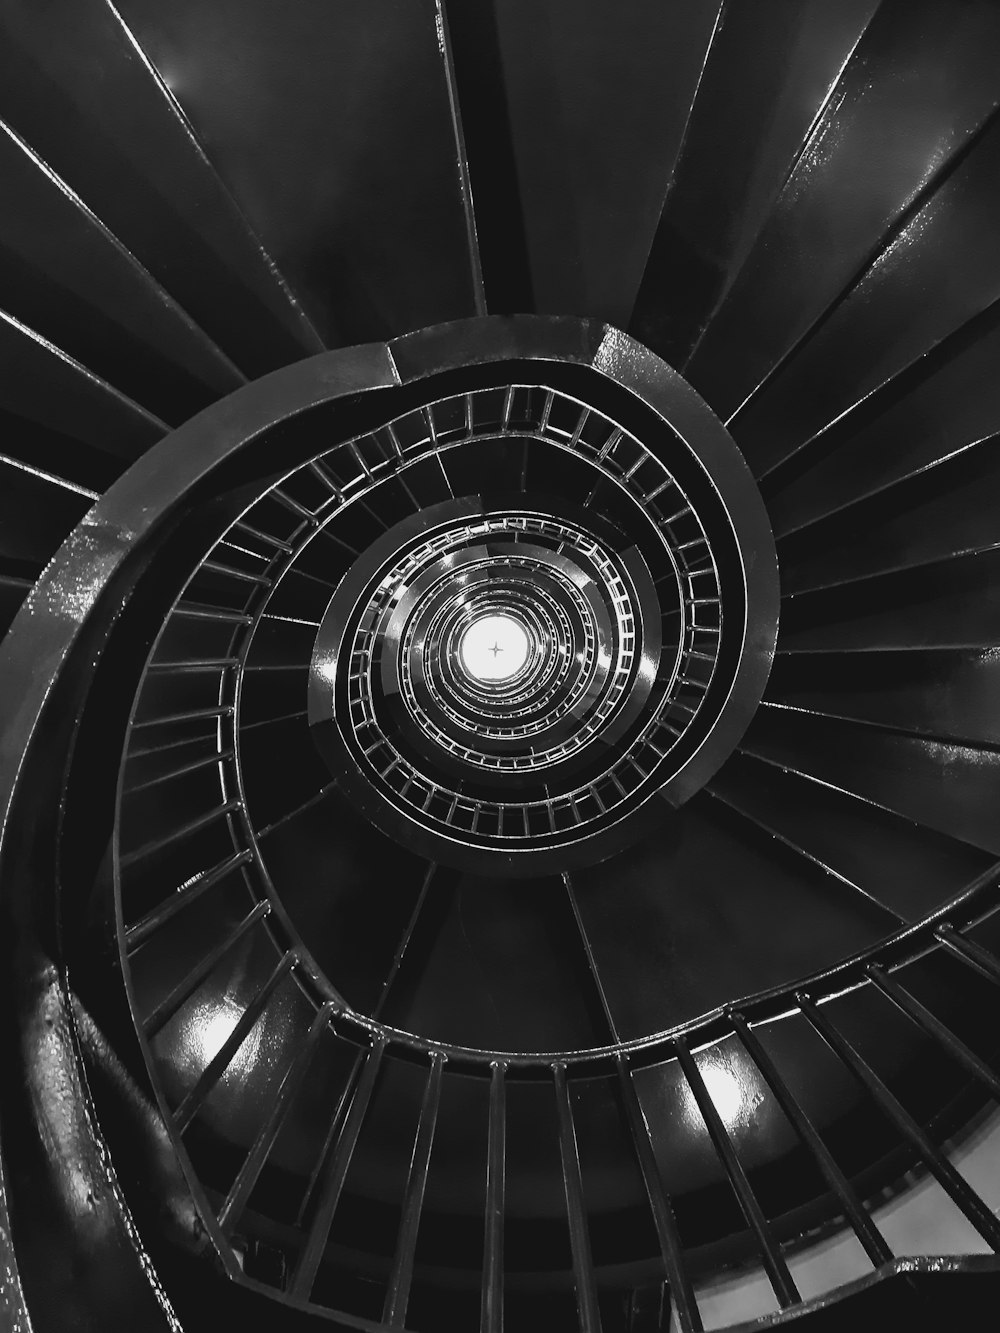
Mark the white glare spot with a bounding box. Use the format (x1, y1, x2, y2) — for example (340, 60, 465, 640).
(187, 998, 242, 1068)
(701, 1062, 748, 1126)
(460, 614, 529, 682)
(685, 1056, 764, 1131)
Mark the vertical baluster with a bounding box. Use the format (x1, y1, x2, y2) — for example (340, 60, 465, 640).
(935, 924, 1000, 986)
(674, 1039, 799, 1307)
(434, 0, 486, 316)
(218, 1001, 335, 1233)
(143, 900, 269, 1037)
(272, 485, 318, 525)
(256, 781, 337, 841)
(373, 864, 436, 1020)
(626, 1283, 670, 1332)
(123, 848, 252, 950)
(173, 949, 298, 1134)
(553, 1063, 602, 1333)
(866, 965, 1000, 1100)
(118, 797, 241, 868)
(616, 1057, 701, 1331)
(481, 1060, 507, 1333)
(800, 995, 1000, 1250)
(130, 703, 233, 733)
(290, 1035, 388, 1300)
(125, 745, 235, 794)
(729, 1012, 891, 1268)
(233, 519, 292, 554)
(384, 1053, 446, 1326)
(564, 872, 619, 1044)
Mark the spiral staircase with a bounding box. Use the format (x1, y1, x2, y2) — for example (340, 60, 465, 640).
(4, 3, 1000, 1331)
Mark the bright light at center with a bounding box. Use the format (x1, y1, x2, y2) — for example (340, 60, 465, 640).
(460, 614, 529, 682)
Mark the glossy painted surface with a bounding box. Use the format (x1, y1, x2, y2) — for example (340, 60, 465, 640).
(2, 1, 1000, 1328)
(0, 0, 323, 374)
(461, 0, 724, 326)
(630, 0, 879, 366)
(0, 119, 243, 422)
(779, 548, 1000, 653)
(0, 308, 167, 458)
(780, 436, 1000, 595)
(766, 300, 1000, 538)
(115, 0, 481, 346)
(709, 751, 993, 924)
(0, 1141, 31, 1333)
(0, 944, 183, 1332)
(686, 0, 1000, 417)
(743, 706, 1000, 857)
(769, 647, 1000, 746)
(570, 798, 895, 1041)
(733, 112, 1000, 480)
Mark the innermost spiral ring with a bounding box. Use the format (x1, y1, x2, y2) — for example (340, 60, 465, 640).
(297, 349, 779, 876)
(459, 613, 531, 683)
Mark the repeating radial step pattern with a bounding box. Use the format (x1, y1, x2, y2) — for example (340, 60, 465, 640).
(3, 3, 1000, 1332)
